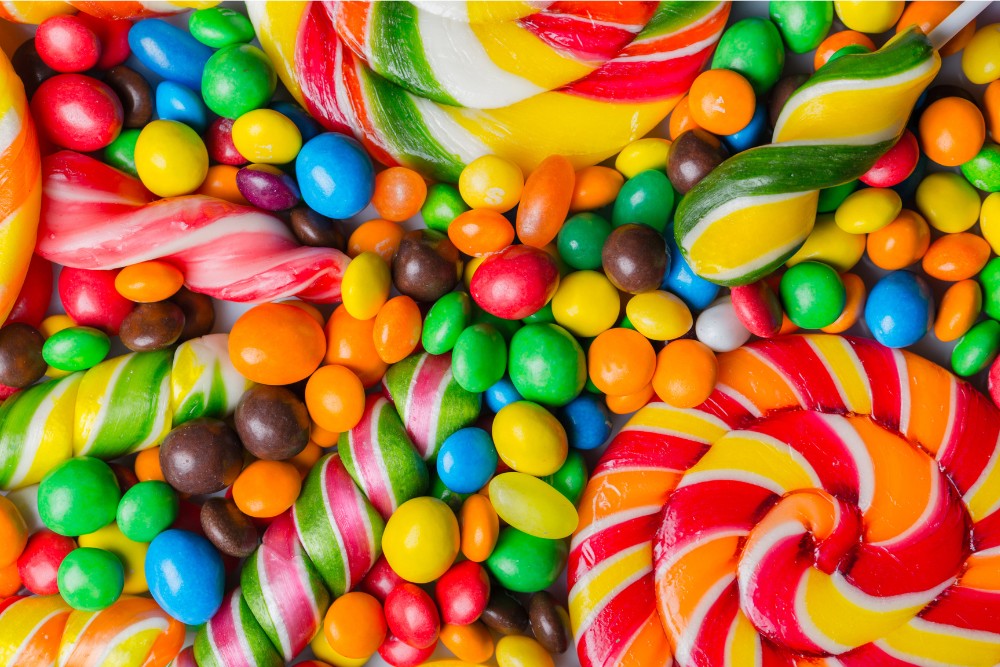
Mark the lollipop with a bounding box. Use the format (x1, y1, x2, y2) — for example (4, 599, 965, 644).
(0, 1, 217, 23)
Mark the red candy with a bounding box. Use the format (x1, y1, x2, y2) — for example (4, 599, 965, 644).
(6, 255, 53, 329)
(59, 267, 134, 335)
(435, 561, 490, 626)
(470, 244, 560, 320)
(990, 356, 1000, 410)
(384, 583, 441, 650)
(730, 280, 783, 338)
(0, 384, 19, 402)
(860, 129, 919, 188)
(31, 74, 123, 152)
(17, 530, 76, 595)
(378, 633, 436, 667)
(35, 15, 101, 73)
(360, 555, 406, 603)
(75, 13, 132, 70)
(205, 117, 247, 166)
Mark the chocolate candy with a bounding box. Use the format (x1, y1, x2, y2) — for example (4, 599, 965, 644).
(667, 129, 727, 195)
(11, 39, 54, 99)
(0, 323, 46, 388)
(104, 66, 153, 129)
(528, 591, 570, 654)
(118, 301, 186, 352)
(159, 418, 243, 495)
(601, 223, 669, 294)
(234, 385, 310, 461)
(481, 588, 530, 636)
(289, 206, 346, 249)
(768, 73, 809, 128)
(393, 229, 462, 303)
(200, 497, 258, 558)
(170, 288, 215, 342)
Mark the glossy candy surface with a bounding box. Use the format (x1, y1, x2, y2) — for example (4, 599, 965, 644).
(145, 529, 224, 625)
(489, 472, 578, 539)
(382, 497, 459, 584)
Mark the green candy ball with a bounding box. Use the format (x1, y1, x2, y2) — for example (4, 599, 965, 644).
(486, 527, 568, 593)
(422, 183, 470, 233)
(508, 324, 586, 407)
(57, 547, 125, 611)
(981, 258, 1000, 320)
(712, 17, 785, 95)
(41, 326, 111, 372)
(543, 450, 589, 506)
(430, 471, 471, 511)
(961, 142, 1000, 193)
(952, 320, 1000, 377)
(522, 302, 555, 325)
(817, 180, 858, 213)
(557, 213, 612, 270)
(116, 481, 179, 543)
(780, 261, 846, 329)
(611, 170, 674, 233)
(189, 7, 255, 48)
(472, 306, 522, 341)
(201, 45, 276, 119)
(769, 1, 833, 54)
(452, 324, 508, 393)
(103, 129, 141, 177)
(422, 291, 472, 355)
(38, 457, 120, 537)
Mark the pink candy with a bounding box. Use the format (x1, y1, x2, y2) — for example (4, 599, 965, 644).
(470, 245, 559, 320)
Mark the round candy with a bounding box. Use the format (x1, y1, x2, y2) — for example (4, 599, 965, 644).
(611, 170, 674, 233)
(385, 583, 441, 650)
(422, 291, 472, 355)
(493, 401, 568, 477)
(834, 1, 904, 33)
(135, 120, 208, 197)
(343, 251, 391, 321)
(17, 529, 76, 595)
(229, 302, 326, 385)
(305, 364, 366, 433)
(626, 290, 693, 341)
(935, 280, 982, 343)
(865, 271, 934, 348)
(558, 394, 612, 451)
(324, 306, 389, 388)
(382, 497, 460, 584)
(155, 81, 209, 133)
(231, 109, 302, 164)
(76, 523, 148, 595)
(200, 497, 258, 559)
(779, 262, 846, 329)
(528, 591, 570, 656)
(38, 457, 120, 537)
(919, 97, 986, 167)
(653, 339, 718, 409)
(202, 44, 276, 119)
(127, 18, 211, 90)
(448, 209, 515, 256)
(7, 255, 54, 330)
(470, 245, 559, 320)
(205, 117, 246, 166)
(422, 183, 470, 233)
(118, 301, 185, 352)
(236, 164, 300, 211)
(35, 15, 101, 72)
(570, 166, 624, 212)
(985, 258, 1000, 321)
(688, 68, 756, 135)
(616, 138, 671, 178)
(0, 323, 45, 388)
(916, 172, 982, 233)
(952, 320, 1000, 377)
(866, 209, 931, 270)
(550, 270, 620, 338)
(372, 167, 427, 222)
(348, 218, 404, 259)
(57, 547, 124, 611)
(730, 280, 783, 338)
(441, 622, 495, 663)
(159, 419, 243, 495)
(114, 261, 184, 303)
(378, 633, 435, 667)
(588, 328, 657, 396)
(31, 74, 123, 151)
(393, 229, 463, 303)
(482, 588, 530, 637)
(711, 16, 784, 95)
(172, 288, 215, 342)
(146, 529, 224, 625)
(984, 192, 1000, 254)
(922, 233, 991, 282)
(486, 528, 567, 594)
(436, 560, 491, 628)
(508, 324, 586, 407)
(324, 592, 387, 660)
(543, 449, 589, 506)
(695, 297, 752, 353)
(296, 133, 375, 219)
(458, 155, 524, 213)
(961, 141, 1000, 193)
(769, 2, 832, 54)
(116, 481, 178, 543)
(496, 636, 556, 667)
(104, 66, 153, 130)
(602, 224, 668, 294)
(860, 130, 920, 188)
(834, 188, 902, 234)
(667, 129, 727, 195)
(963, 23, 1000, 84)
(234, 385, 309, 461)
(437, 428, 498, 494)
(232, 460, 302, 518)
(485, 378, 522, 414)
(489, 472, 578, 540)
(189, 7, 256, 48)
(557, 213, 612, 271)
(374, 296, 422, 364)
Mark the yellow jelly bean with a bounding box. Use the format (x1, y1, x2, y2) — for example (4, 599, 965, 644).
(962, 24, 1000, 85)
(78, 523, 148, 594)
(464, 256, 486, 289)
(786, 213, 867, 272)
(135, 119, 209, 197)
(615, 138, 671, 179)
(982, 192, 1000, 254)
(231, 109, 303, 164)
(834, 1, 904, 33)
(496, 635, 555, 667)
(39, 314, 75, 339)
(934, 279, 982, 342)
(492, 401, 568, 477)
(916, 172, 982, 233)
(311, 627, 368, 667)
(834, 188, 902, 234)
(382, 497, 459, 584)
(625, 290, 693, 341)
(550, 270, 620, 338)
(341, 251, 391, 320)
(459, 155, 524, 213)
(488, 472, 579, 540)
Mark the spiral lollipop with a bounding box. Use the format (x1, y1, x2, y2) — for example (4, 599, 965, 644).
(0, 1, 218, 23)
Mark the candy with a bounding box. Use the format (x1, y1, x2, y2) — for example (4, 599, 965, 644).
(195, 588, 282, 667)
(57, 547, 124, 611)
(170, 334, 252, 425)
(452, 324, 508, 393)
(0, 323, 46, 387)
(296, 133, 374, 219)
(721, 103, 768, 154)
(440, 622, 495, 663)
(115, 261, 185, 303)
(189, 7, 255, 48)
(550, 270, 619, 338)
(324, 591, 387, 660)
(486, 528, 567, 594)
(711, 17, 785, 95)
(370, 167, 427, 222)
(780, 261, 846, 329)
(232, 460, 302, 519)
(385, 583, 441, 649)
(394, 229, 463, 303)
(436, 427, 497, 495)
(0, 495, 27, 566)
(378, 633, 435, 667)
(865, 271, 934, 348)
(922, 232, 992, 282)
(919, 97, 986, 166)
(612, 170, 674, 233)
(229, 302, 326, 385)
(459, 155, 524, 213)
(105, 66, 153, 130)
(570, 166, 623, 212)
(558, 394, 612, 452)
(662, 236, 719, 311)
(58, 268, 134, 336)
(492, 401, 568, 477)
(952, 320, 1000, 378)
(482, 589, 531, 637)
(119, 302, 186, 352)
(6, 255, 53, 330)
(117, 480, 178, 544)
(489, 472, 579, 540)
(38, 456, 120, 537)
(449, 210, 516, 257)
(127, 18, 211, 90)
(288, 206, 345, 250)
(626, 291, 694, 341)
(866, 209, 931, 270)
(666, 129, 727, 195)
(528, 592, 571, 655)
(436, 561, 490, 627)
(17, 529, 75, 594)
(236, 164, 300, 211)
(76, 523, 147, 595)
(961, 141, 1000, 192)
(382, 496, 459, 585)
(200, 497, 257, 559)
(155, 81, 209, 133)
(35, 15, 100, 72)
(341, 252, 391, 321)
(688, 69, 756, 135)
(695, 296, 752, 352)
(588, 328, 657, 396)
(557, 214, 612, 271)
(602, 224, 668, 294)
(508, 324, 586, 407)
(935, 280, 982, 343)
(159, 419, 243, 495)
(32, 74, 123, 152)
(860, 129, 920, 188)
(234, 386, 307, 463)
(470, 244, 558, 320)
(543, 450, 589, 507)
(423, 184, 470, 233)
(962, 23, 1000, 84)
(146, 529, 224, 625)
(834, 187, 902, 234)
(835, 0, 904, 33)
(517, 155, 575, 248)
(460, 494, 500, 564)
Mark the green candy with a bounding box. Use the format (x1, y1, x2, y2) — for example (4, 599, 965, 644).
(780, 261, 846, 329)
(611, 170, 674, 232)
(103, 129, 140, 177)
(486, 527, 568, 593)
(981, 258, 1000, 321)
(817, 180, 858, 213)
(422, 183, 470, 232)
(57, 547, 124, 611)
(769, 1, 833, 54)
(41, 326, 111, 372)
(827, 43, 872, 65)
(430, 471, 471, 511)
(543, 450, 589, 506)
(508, 324, 586, 407)
(452, 324, 507, 393)
(423, 291, 472, 354)
(38, 457, 120, 537)
(201, 45, 276, 119)
(961, 142, 1000, 192)
(711, 17, 785, 95)
(189, 7, 255, 48)
(522, 302, 555, 325)
(116, 481, 178, 543)
(472, 306, 522, 341)
(558, 213, 612, 270)
(952, 320, 1000, 377)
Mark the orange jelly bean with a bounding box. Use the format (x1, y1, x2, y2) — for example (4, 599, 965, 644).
(985, 80, 1000, 138)
(114, 260, 185, 302)
(196, 164, 248, 205)
(232, 460, 302, 518)
(305, 364, 366, 433)
(570, 166, 624, 212)
(448, 209, 515, 257)
(588, 328, 656, 396)
(669, 94, 702, 139)
(921, 232, 991, 281)
(310, 422, 340, 448)
(779, 313, 799, 336)
(0, 496, 27, 566)
(688, 69, 756, 136)
(373, 296, 422, 364)
(814, 30, 876, 69)
(229, 303, 326, 385)
(347, 219, 406, 263)
(516, 155, 575, 248)
(606, 382, 655, 415)
(324, 591, 387, 660)
(822, 273, 867, 334)
(134, 447, 166, 482)
(0, 562, 21, 598)
(324, 305, 388, 388)
(935, 279, 983, 342)
(919, 97, 986, 167)
(866, 209, 931, 270)
(279, 299, 326, 327)
(651, 339, 718, 409)
(897, 1, 977, 57)
(372, 167, 427, 222)
(440, 622, 495, 663)
(288, 441, 323, 479)
(460, 493, 500, 563)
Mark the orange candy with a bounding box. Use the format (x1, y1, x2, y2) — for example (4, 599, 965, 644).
(606, 382, 655, 415)
(373, 296, 422, 364)
(866, 209, 931, 270)
(232, 460, 302, 518)
(919, 97, 986, 167)
(687, 69, 756, 136)
(279, 299, 326, 327)
(310, 422, 340, 447)
(459, 493, 500, 563)
(570, 166, 624, 212)
(440, 622, 495, 663)
(897, 1, 977, 57)
(196, 164, 248, 205)
(516, 154, 575, 248)
(371, 167, 427, 222)
(921, 232, 992, 282)
(134, 447, 166, 482)
(448, 209, 515, 257)
(669, 94, 702, 139)
(347, 219, 406, 263)
(814, 30, 876, 69)
(289, 441, 323, 479)
(324, 305, 389, 388)
(0, 496, 27, 566)
(651, 339, 718, 409)
(324, 591, 387, 660)
(822, 273, 867, 334)
(0, 561, 21, 598)
(985, 80, 1000, 138)
(305, 364, 366, 433)
(934, 279, 983, 342)
(114, 261, 185, 303)
(229, 303, 326, 385)
(588, 328, 657, 396)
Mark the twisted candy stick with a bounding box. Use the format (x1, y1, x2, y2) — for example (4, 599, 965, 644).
(0, 1, 217, 22)
(36, 152, 350, 304)
(674, 28, 939, 286)
(569, 334, 1000, 667)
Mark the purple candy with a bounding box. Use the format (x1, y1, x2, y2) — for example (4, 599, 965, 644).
(236, 164, 300, 211)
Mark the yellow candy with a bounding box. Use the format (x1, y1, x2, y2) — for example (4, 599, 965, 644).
(496, 635, 555, 667)
(135, 120, 209, 197)
(981, 192, 1000, 254)
(916, 172, 981, 233)
(787, 213, 866, 272)
(962, 24, 1000, 85)
(341, 252, 390, 320)
(834, 188, 901, 234)
(231, 109, 303, 164)
(550, 270, 620, 338)
(464, 256, 485, 289)
(382, 497, 459, 584)
(614, 138, 671, 179)
(458, 155, 524, 213)
(39, 314, 75, 339)
(488, 472, 578, 539)
(78, 523, 149, 594)
(834, 1, 904, 33)
(625, 290, 693, 341)
(492, 401, 568, 477)
(311, 627, 368, 667)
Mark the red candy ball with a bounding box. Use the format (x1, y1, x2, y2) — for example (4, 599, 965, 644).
(74, 13, 132, 70)
(17, 530, 76, 595)
(6, 255, 53, 329)
(35, 15, 101, 73)
(730, 280, 784, 338)
(31, 74, 123, 151)
(470, 244, 560, 320)
(378, 633, 436, 667)
(0, 384, 19, 402)
(205, 117, 247, 166)
(58, 267, 134, 335)
(435, 561, 490, 626)
(860, 129, 920, 188)
(359, 556, 406, 603)
(384, 583, 441, 650)
(989, 356, 1000, 410)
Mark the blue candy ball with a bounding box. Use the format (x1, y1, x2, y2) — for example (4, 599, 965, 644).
(295, 133, 374, 218)
(155, 81, 209, 133)
(437, 427, 498, 494)
(558, 394, 612, 450)
(128, 19, 212, 91)
(723, 103, 767, 154)
(485, 378, 522, 414)
(145, 529, 224, 625)
(864, 271, 933, 349)
(663, 230, 720, 311)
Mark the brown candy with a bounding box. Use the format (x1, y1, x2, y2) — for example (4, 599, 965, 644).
(159, 418, 243, 495)
(119, 301, 185, 352)
(601, 223, 668, 294)
(104, 65, 152, 129)
(234, 385, 310, 461)
(481, 588, 530, 636)
(768, 73, 809, 128)
(200, 497, 258, 558)
(667, 129, 727, 195)
(11, 39, 55, 99)
(0, 323, 46, 389)
(289, 206, 346, 249)
(170, 288, 215, 342)
(528, 591, 570, 654)
(392, 229, 462, 303)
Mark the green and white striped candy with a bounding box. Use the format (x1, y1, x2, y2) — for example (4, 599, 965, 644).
(195, 588, 282, 667)
(170, 333, 253, 425)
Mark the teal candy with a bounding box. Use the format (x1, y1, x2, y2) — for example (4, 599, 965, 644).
(422, 183, 470, 233)
(57, 547, 125, 611)
(711, 17, 785, 95)
(817, 180, 858, 213)
(508, 324, 586, 407)
(41, 326, 110, 372)
(611, 170, 674, 233)
(543, 450, 589, 506)
(485, 527, 568, 593)
(769, 1, 833, 54)
(103, 129, 140, 177)
(452, 324, 508, 393)
(558, 213, 612, 270)
(201, 45, 276, 119)
(116, 481, 178, 543)
(189, 7, 255, 48)
(952, 320, 1000, 377)
(422, 291, 472, 355)
(38, 456, 120, 537)
(961, 142, 1000, 192)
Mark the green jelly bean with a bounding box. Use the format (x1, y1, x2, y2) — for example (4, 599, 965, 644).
(585, 377, 602, 395)
(557, 213, 612, 270)
(201, 45, 276, 119)
(485, 527, 568, 593)
(42, 326, 111, 372)
(423, 291, 472, 354)
(473, 306, 522, 341)
(116, 481, 179, 543)
(452, 324, 508, 393)
(57, 547, 125, 611)
(543, 450, 589, 507)
(769, 1, 833, 54)
(422, 183, 470, 233)
(817, 180, 858, 213)
(711, 17, 785, 95)
(952, 320, 1000, 377)
(430, 471, 471, 511)
(961, 142, 1000, 193)
(522, 302, 555, 325)
(103, 129, 140, 177)
(981, 258, 1000, 321)
(827, 43, 872, 65)
(611, 170, 674, 232)
(38, 457, 120, 537)
(508, 324, 586, 407)
(189, 7, 255, 48)
(780, 261, 846, 329)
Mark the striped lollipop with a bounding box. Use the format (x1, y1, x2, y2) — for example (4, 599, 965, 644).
(194, 588, 283, 667)
(0, 1, 218, 23)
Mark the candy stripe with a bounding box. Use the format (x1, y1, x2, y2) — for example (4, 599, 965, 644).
(56, 597, 185, 667)
(0, 596, 70, 666)
(195, 588, 282, 667)
(170, 334, 253, 426)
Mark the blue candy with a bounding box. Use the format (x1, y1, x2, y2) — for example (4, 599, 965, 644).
(271, 101, 322, 143)
(295, 133, 374, 219)
(155, 81, 209, 132)
(128, 19, 213, 91)
(722, 103, 767, 154)
(145, 529, 224, 625)
(558, 394, 612, 451)
(437, 427, 498, 494)
(663, 230, 720, 311)
(485, 378, 522, 414)
(864, 271, 934, 349)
